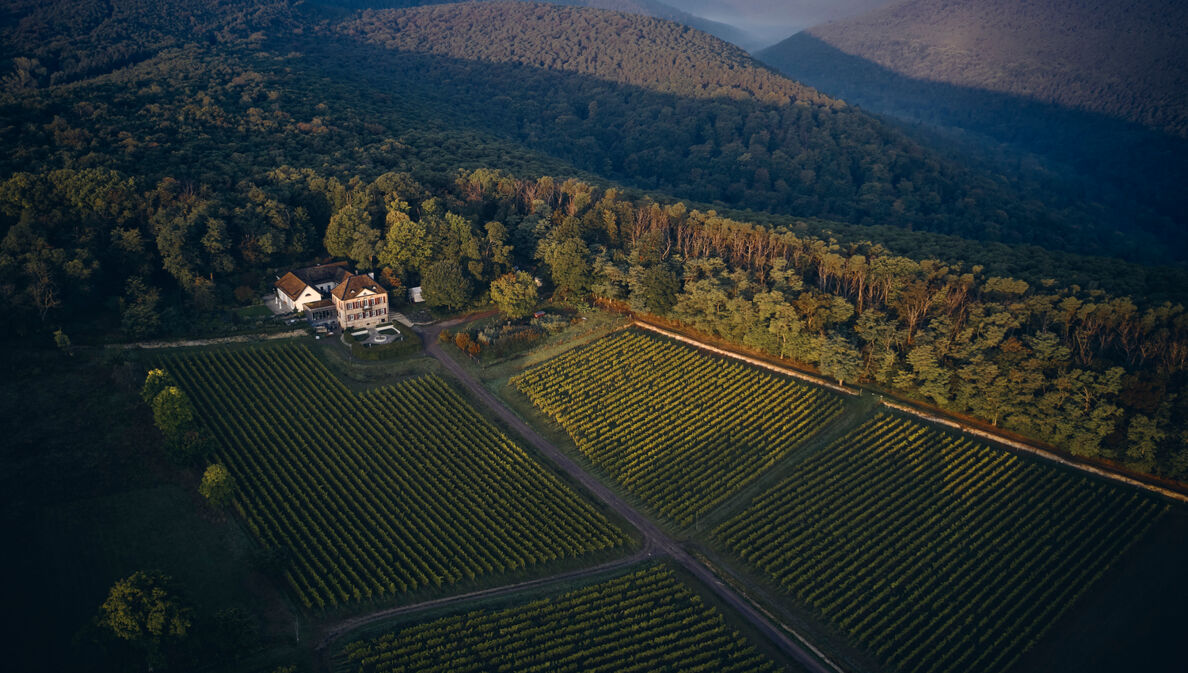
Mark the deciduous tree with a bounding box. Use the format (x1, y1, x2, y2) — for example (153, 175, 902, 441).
(421, 260, 473, 310)
(141, 369, 174, 405)
(199, 464, 235, 507)
(98, 571, 192, 669)
(536, 236, 591, 295)
(490, 271, 538, 319)
(151, 386, 194, 439)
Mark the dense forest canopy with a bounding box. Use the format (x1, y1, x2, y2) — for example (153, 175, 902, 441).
(316, 0, 755, 47)
(326, 2, 1178, 258)
(336, 2, 829, 106)
(3, 0, 1177, 259)
(0, 0, 1186, 480)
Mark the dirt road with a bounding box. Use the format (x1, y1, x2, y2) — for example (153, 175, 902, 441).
(316, 550, 653, 651)
(106, 328, 309, 349)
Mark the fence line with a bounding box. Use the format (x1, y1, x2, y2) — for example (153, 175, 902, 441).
(634, 320, 1188, 505)
(633, 321, 857, 396)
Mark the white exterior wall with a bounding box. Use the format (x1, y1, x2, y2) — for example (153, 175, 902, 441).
(292, 286, 323, 312)
(276, 288, 293, 312)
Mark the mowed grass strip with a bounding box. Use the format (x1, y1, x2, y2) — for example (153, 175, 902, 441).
(716, 413, 1167, 673)
(165, 344, 628, 609)
(512, 329, 845, 526)
(338, 564, 783, 673)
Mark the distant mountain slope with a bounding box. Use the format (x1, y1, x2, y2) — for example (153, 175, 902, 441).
(797, 0, 1188, 138)
(326, 1, 1169, 255)
(335, 2, 835, 105)
(545, 0, 753, 46)
(0, 0, 1169, 257)
(316, 0, 754, 46)
(757, 2, 1188, 257)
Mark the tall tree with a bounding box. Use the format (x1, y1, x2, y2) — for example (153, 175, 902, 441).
(151, 386, 194, 440)
(630, 264, 681, 315)
(141, 369, 174, 404)
(421, 260, 473, 310)
(490, 271, 538, 319)
(98, 571, 192, 669)
(325, 204, 379, 268)
(377, 209, 431, 278)
(199, 464, 235, 507)
(818, 335, 863, 385)
(536, 236, 591, 295)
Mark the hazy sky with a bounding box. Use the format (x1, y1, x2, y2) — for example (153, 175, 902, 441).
(665, 0, 897, 48)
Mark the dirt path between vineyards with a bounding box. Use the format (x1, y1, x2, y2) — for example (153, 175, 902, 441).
(409, 321, 844, 673)
(316, 550, 653, 652)
(106, 328, 309, 349)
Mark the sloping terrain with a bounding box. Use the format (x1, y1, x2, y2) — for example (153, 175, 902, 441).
(323, 1, 1153, 254)
(759, 0, 1188, 259)
(316, 0, 755, 46)
(797, 0, 1188, 138)
(0, 0, 1166, 256)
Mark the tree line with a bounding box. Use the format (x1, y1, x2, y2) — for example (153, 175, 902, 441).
(455, 170, 1188, 480)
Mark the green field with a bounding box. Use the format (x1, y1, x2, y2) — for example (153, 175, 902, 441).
(338, 564, 783, 673)
(715, 413, 1167, 673)
(165, 344, 629, 610)
(512, 329, 845, 526)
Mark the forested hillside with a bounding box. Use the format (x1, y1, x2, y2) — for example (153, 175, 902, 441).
(798, 0, 1188, 138)
(2, 0, 1170, 258)
(759, 1, 1188, 264)
(0, 0, 298, 85)
(664, 0, 892, 47)
(317, 0, 755, 46)
(327, 1, 1172, 256)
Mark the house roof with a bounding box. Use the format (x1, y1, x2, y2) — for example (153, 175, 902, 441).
(332, 272, 387, 301)
(295, 261, 351, 286)
(274, 272, 310, 301)
(305, 298, 334, 309)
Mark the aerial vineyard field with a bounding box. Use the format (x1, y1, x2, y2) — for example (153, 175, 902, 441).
(164, 344, 628, 609)
(338, 563, 784, 673)
(511, 329, 845, 526)
(716, 414, 1167, 673)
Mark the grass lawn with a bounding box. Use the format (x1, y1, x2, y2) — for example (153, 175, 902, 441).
(235, 304, 274, 321)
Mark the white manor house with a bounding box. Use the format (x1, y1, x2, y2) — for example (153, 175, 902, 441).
(274, 262, 389, 330)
